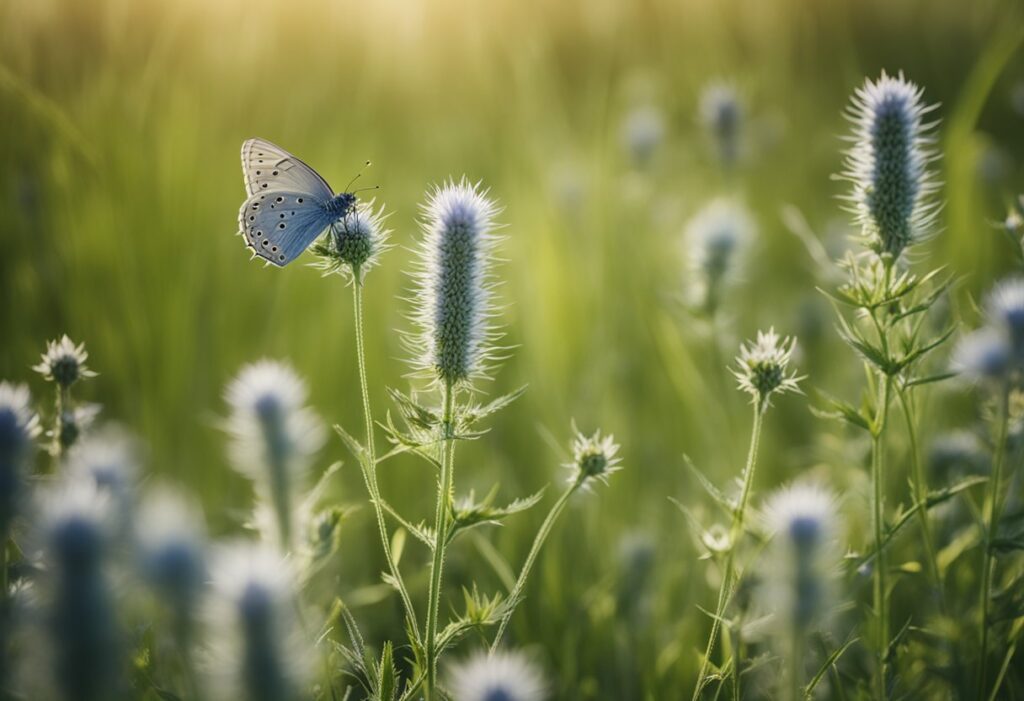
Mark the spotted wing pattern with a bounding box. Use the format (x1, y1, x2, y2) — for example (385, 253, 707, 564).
(238, 190, 334, 266)
(240, 138, 334, 201)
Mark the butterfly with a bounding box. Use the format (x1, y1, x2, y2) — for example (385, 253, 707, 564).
(237, 138, 359, 266)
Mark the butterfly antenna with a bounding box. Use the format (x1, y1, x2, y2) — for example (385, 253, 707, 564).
(352, 184, 381, 194)
(344, 160, 372, 193)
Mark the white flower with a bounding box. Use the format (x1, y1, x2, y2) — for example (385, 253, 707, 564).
(565, 426, 622, 487)
(951, 327, 1011, 384)
(447, 650, 547, 701)
(621, 104, 665, 167)
(684, 198, 754, 313)
(699, 81, 743, 166)
(33, 335, 97, 387)
(732, 328, 802, 407)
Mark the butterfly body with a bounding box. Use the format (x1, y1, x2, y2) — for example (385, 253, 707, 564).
(237, 138, 356, 266)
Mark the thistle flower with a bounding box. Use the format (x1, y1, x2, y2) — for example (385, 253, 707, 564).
(408, 178, 501, 388)
(65, 428, 138, 498)
(136, 487, 207, 643)
(447, 650, 547, 701)
(34, 479, 120, 701)
(0, 382, 40, 534)
(311, 200, 391, 281)
(760, 482, 839, 633)
(699, 81, 743, 167)
(683, 198, 754, 314)
(841, 71, 940, 258)
(205, 544, 310, 701)
(733, 328, 802, 408)
(33, 335, 97, 388)
(983, 277, 1024, 365)
(224, 360, 325, 550)
(621, 104, 665, 168)
(55, 403, 101, 454)
(566, 426, 622, 487)
(951, 327, 1011, 385)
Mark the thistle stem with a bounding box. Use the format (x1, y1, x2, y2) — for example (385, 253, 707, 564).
(895, 385, 943, 605)
(352, 279, 421, 643)
(871, 374, 892, 700)
(977, 385, 1010, 698)
(424, 381, 456, 701)
(691, 403, 765, 701)
(491, 479, 580, 653)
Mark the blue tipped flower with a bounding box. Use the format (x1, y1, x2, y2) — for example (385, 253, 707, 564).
(206, 544, 310, 701)
(137, 487, 207, 643)
(33, 335, 97, 388)
(951, 328, 1011, 385)
(984, 277, 1024, 364)
(684, 198, 754, 314)
(0, 382, 40, 534)
(760, 482, 839, 634)
(621, 104, 665, 168)
(409, 178, 502, 388)
(447, 650, 547, 701)
(225, 361, 325, 551)
(312, 200, 392, 281)
(699, 81, 743, 167)
(841, 71, 940, 258)
(35, 480, 120, 701)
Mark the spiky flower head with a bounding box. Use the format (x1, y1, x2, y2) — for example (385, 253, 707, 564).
(684, 198, 754, 314)
(841, 70, 940, 258)
(984, 277, 1024, 366)
(225, 360, 325, 550)
(621, 104, 665, 168)
(311, 200, 391, 282)
(0, 382, 40, 533)
(136, 487, 207, 641)
(408, 178, 501, 388)
(66, 428, 138, 497)
(951, 327, 1011, 385)
(566, 426, 622, 487)
(733, 328, 802, 408)
(760, 482, 839, 634)
(699, 81, 743, 167)
(447, 650, 547, 701)
(34, 479, 120, 701)
(54, 403, 101, 454)
(205, 543, 310, 701)
(33, 335, 97, 388)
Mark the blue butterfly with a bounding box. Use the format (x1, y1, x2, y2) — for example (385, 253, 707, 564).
(237, 138, 357, 266)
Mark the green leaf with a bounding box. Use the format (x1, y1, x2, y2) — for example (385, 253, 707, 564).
(374, 642, 398, 701)
(334, 424, 367, 465)
(810, 392, 872, 432)
(804, 636, 859, 700)
(448, 486, 545, 542)
(458, 385, 528, 431)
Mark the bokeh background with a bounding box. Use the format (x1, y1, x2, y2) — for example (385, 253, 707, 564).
(2, 0, 1023, 696)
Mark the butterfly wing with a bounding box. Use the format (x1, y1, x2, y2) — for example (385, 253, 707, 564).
(240, 138, 334, 200)
(239, 191, 334, 266)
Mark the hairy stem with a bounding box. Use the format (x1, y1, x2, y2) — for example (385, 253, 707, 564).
(871, 374, 892, 700)
(424, 382, 456, 701)
(352, 280, 420, 642)
(491, 479, 580, 652)
(977, 386, 1010, 698)
(691, 403, 765, 701)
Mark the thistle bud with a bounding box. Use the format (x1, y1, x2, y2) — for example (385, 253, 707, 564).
(225, 361, 325, 551)
(32, 335, 96, 389)
(409, 178, 501, 388)
(683, 198, 754, 315)
(447, 650, 547, 701)
(312, 200, 391, 281)
(733, 328, 802, 408)
(699, 81, 743, 168)
(621, 104, 665, 168)
(841, 71, 940, 258)
(566, 426, 622, 488)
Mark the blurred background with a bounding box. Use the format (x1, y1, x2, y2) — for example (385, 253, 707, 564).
(1, 0, 1023, 696)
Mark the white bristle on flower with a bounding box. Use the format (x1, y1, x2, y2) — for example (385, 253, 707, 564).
(951, 327, 1011, 384)
(205, 543, 310, 701)
(312, 199, 392, 280)
(33, 334, 97, 388)
(984, 277, 1024, 363)
(733, 328, 802, 407)
(698, 81, 743, 166)
(65, 428, 139, 497)
(224, 360, 325, 549)
(841, 71, 940, 257)
(408, 178, 502, 388)
(447, 650, 547, 701)
(684, 198, 754, 313)
(565, 426, 622, 488)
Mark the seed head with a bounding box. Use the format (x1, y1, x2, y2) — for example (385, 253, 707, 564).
(621, 104, 665, 168)
(733, 328, 802, 408)
(0, 382, 40, 533)
(566, 426, 622, 487)
(841, 71, 940, 258)
(447, 650, 547, 701)
(699, 81, 743, 167)
(951, 327, 1011, 385)
(312, 200, 391, 282)
(205, 543, 310, 701)
(408, 178, 502, 388)
(684, 198, 754, 314)
(225, 360, 325, 550)
(33, 335, 97, 388)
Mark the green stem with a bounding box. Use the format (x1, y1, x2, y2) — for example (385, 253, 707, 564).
(895, 385, 943, 604)
(691, 403, 765, 701)
(789, 627, 804, 701)
(424, 381, 456, 701)
(490, 480, 580, 652)
(351, 279, 421, 643)
(871, 374, 892, 700)
(977, 385, 1010, 698)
